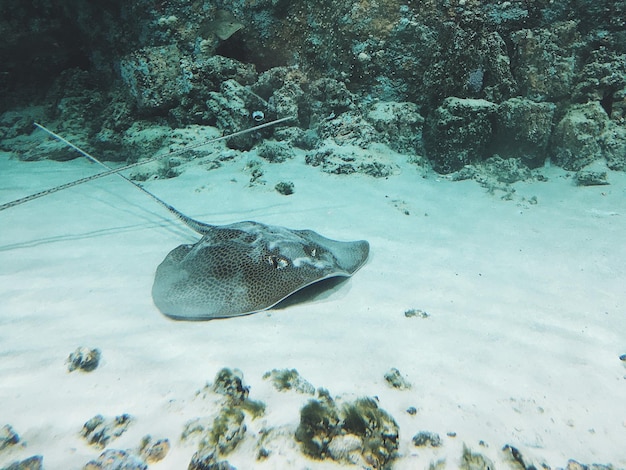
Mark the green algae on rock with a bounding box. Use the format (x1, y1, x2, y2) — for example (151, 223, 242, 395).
(384, 367, 412, 390)
(296, 392, 399, 468)
(67, 347, 101, 373)
(263, 368, 315, 394)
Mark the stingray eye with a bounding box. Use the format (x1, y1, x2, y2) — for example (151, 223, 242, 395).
(304, 245, 317, 257)
(267, 255, 289, 269)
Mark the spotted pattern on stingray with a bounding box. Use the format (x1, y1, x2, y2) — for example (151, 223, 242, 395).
(152, 221, 369, 320)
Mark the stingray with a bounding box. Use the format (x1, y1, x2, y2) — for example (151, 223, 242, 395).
(153, 220, 369, 319)
(2, 120, 369, 320)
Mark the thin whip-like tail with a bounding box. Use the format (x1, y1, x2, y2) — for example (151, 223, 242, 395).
(0, 116, 294, 219)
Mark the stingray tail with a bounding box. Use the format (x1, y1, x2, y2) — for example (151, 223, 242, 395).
(0, 117, 294, 234)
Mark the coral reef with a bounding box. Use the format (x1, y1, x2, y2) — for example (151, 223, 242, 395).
(1, 0, 625, 177)
(424, 97, 498, 173)
(492, 98, 555, 167)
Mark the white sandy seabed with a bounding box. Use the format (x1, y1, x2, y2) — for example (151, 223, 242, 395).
(0, 137, 625, 470)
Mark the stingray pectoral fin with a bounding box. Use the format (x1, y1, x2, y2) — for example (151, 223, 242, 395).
(151, 222, 369, 321)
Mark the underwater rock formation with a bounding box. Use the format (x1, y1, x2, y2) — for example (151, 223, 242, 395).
(80, 414, 133, 449)
(384, 367, 412, 390)
(305, 141, 396, 177)
(182, 368, 265, 468)
(602, 126, 626, 171)
(412, 431, 442, 448)
(1, 361, 624, 468)
(510, 21, 580, 102)
(460, 444, 495, 470)
(188, 451, 235, 470)
(256, 140, 294, 163)
(137, 436, 170, 464)
(202, 407, 246, 455)
(120, 45, 187, 113)
(551, 102, 609, 171)
(82, 449, 146, 470)
(0, 455, 43, 470)
(492, 98, 555, 167)
(274, 181, 294, 195)
(67, 347, 101, 373)
(211, 368, 251, 405)
(404, 308, 430, 319)
(295, 391, 399, 468)
(367, 101, 424, 155)
(574, 170, 610, 186)
(2, 0, 626, 176)
(424, 98, 498, 173)
(263, 368, 315, 394)
(0, 425, 19, 452)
